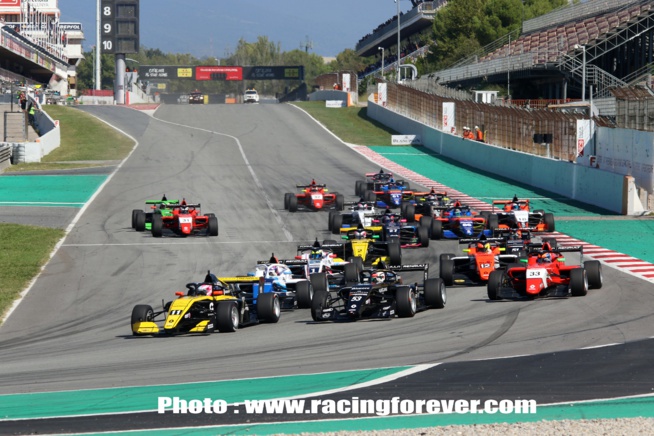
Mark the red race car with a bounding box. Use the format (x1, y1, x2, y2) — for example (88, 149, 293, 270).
(151, 200, 218, 237)
(486, 244, 602, 300)
(284, 180, 344, 212)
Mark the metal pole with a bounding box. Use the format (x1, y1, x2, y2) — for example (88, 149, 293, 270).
(581, 45, 586, 102)
(507, 34, 511, 101)
(396, 0, 401, 83)
(95, 0, 101, 90)
(378, 47, 384, 77)
(115, 54, 125, 104)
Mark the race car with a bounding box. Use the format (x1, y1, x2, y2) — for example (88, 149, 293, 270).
(439, 237, 518, 286)
(246, 259, 313, 309)
(334, 224, 402, 266)
(150, 199, 218, 237)
(427, 203, 492, 240)
(132, 195, 179, 231)
(329, 201, 379, 233)
(493, 228, 558, 257)
(244, 89, 259, 103)
(490, 196, 555, 232)
(310, 264, 446, 321)
(188, 90, 204, 104)
(130, 271, 280, 335)
(374, 209, 430, 248)
(284, 180, 344, 212)
(355, 169, 406, 196)
(362, 180, 414, 209)
(486, 244, 603, 300)
(400, 189, 452, 223)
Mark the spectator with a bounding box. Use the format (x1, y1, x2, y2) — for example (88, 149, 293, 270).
(462, 126, 474, 140)
(18, 92, 27, 112)
(475, 126, 484, 142)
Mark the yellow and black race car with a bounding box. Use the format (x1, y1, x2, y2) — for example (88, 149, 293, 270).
(130, 272, 280, 336)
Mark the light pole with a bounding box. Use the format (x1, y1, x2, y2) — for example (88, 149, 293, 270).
(95, 0, 101, 91)
(378, 47, 385, 77)
(395, 0, 401, 83)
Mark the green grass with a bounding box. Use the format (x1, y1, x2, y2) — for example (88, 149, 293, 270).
(0, 224, 65, 319)
(293, 101, 398, 145)
(4, 105, 134, 173)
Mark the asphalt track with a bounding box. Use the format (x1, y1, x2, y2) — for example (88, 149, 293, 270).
(0, 103, 653, 434)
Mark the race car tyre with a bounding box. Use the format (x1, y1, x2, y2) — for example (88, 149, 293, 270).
(135, 211, 146, 232)
(480, 211, 491, 222)
(151, 214, 163, 237)
(288, 195, 298, 212)
(322, 239, 338, 245)
(284, 193, 293, 210)
(388, 242, 402, 266)
(396, 287, 417, 318)
(439, 257, 455, 286)
(570, 268, 588, 296)
(487, 270, 504, 300)
(216, 301, 239, 332)
(331, 214, 343, 235)
(430, 219, 442, 240)
(131, 209, 141, 229)
(544, 213, 556, 232)
(404, 203, 415, 222)
(206, 213, 216, 219)
(335, 194, 345, 211)
(424, 278, 446, 308)
(402, 181, 410, 189)
(207, 216, 219, 236)
(328, 210, 337, 231)
(344, 263, 359, 283)
(584, 261, 603, 289)
(534, 209, 545, 215)
(364, 190, 376, 202)
(311, 290, 329, 322)
(131, 304, 154, 335)
(355, 180, 364, 196)
(348, 256, 364, 274)
(310, 272, 329, 293)
(487, 214, 499, 230)
(400, 201, 409, 216)
(418, 225, 429, 247)
(543, 237, 558, 249)
(296, 281, 313, 309)
(258, 293, 281, 323)
(420, 215, 433, 229)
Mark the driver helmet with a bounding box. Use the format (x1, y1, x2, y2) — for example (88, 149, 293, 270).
(353, 229, 367, 239)
(180, 206, 189, 213)
(484, 243, 492, 253)
(512, 203, 520, 210)
(310, 249, 323, 260)
(389, 178, 395, 183)
(371, 271, 385, 284)
(453, 208, 462, 217)
(538, 253, 552, 263)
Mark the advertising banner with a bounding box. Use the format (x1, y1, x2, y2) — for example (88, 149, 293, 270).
(377, 82, 387, 107)
(195, 66, 242, 81)
(442, 102, 455, 132)
(576, 119, 592, 156)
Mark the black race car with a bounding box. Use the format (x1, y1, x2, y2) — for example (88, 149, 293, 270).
(310, 264, 446, 321)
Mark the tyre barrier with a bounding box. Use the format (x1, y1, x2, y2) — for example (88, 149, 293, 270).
(7, 142, 24, 164)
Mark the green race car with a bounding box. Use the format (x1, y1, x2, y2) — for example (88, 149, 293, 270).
(131, 195, 179, 231)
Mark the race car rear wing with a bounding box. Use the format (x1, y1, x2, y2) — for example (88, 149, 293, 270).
(458, 237, 505, 245)
(160, 203, 201, 209)
(297, 184, 327, 189)
(385, 263, 429, 282)
(145, 199, 179, 205)
(528, 245, 584, 261)
(296, 243, 344, 251)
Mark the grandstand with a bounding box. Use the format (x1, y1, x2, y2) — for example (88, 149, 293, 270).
(410, 0, 654, 102)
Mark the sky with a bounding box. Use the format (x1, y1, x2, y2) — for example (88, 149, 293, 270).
(57, 0, 415, 59)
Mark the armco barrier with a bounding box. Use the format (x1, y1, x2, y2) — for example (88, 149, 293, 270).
(367, 97, 627, 213)
(0, 143, 11, 171)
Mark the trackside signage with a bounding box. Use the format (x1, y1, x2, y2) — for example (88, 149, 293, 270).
(392, 135, 422, 145)
(326, 100, 346, 108)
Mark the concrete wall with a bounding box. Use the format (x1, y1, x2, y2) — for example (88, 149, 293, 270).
(367, 97, 627, 213)
(17, 105, 60, 163)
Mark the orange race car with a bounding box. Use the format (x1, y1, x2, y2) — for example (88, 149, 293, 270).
(489, 195, 555, 232)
